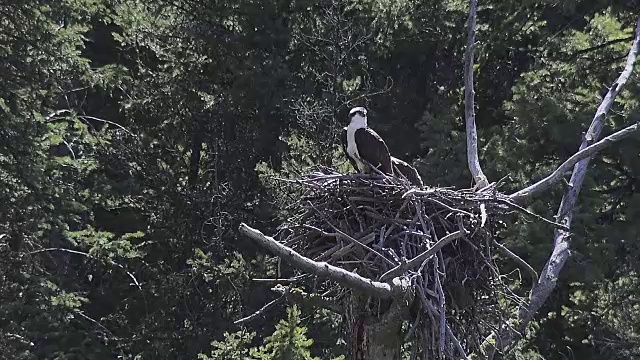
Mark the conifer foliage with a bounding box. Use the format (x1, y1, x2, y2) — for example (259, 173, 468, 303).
(1, 0, 640, 359)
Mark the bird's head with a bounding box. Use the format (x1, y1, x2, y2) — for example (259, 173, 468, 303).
(348, 106, 368, 127)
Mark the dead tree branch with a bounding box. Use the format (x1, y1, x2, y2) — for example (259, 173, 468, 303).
(28, 247, 142, 290)
(234, 296, 286, 325)
(510, 122, 640, 201)
(239, 223, 407, 298)
(79, 115, 134, 135)
(46, 110, 134, 135)
(379, 230, 465, 281)
(464, 0, 489, 190)
(479, 15, 640, 357)
(493, 240, 538, 284)
(74, 310, 116, 338)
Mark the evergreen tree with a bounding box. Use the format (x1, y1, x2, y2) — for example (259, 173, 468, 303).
(1, 0, 639, 358)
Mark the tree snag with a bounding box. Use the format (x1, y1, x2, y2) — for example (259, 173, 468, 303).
(463, 0, 489, 190)
(480, 15, 640, 358)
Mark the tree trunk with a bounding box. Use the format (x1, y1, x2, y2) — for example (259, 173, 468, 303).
(349, 298, 405, 360)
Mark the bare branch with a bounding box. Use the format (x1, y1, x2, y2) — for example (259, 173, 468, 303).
(480, 16, 640, 356)
(493, 240, 538, 284)
(234, 296, 285, 325)
(45, 110, 134, 135)
(74, 310, 116, 337)
(28, 247, 142, 290)
(45, 109, 71, 121)
(79, 115, 134, 135)
(464, 0, 489, 189)
(510, 122, 640, 201)
(379, 230, 465, 281)
(568, 35, 634, 59)
(238, 223, 407, 298)
(487, 197, 570, 230)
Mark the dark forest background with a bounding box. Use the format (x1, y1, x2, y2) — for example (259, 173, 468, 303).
(1, 0, 640, 359)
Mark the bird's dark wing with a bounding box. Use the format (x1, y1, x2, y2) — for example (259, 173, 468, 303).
(355, 128, 393, 175)
(341, 127, 358, 172)
(391, 156, 424, 187)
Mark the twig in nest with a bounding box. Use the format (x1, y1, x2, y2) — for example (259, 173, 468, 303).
(417, 277, 470, 359)
(486, 198, 570, 231)
(447, 324, 471, 360)
(404, 303, 422, 343)
(310, 204, 396, 267)
(402, 188, 436, 198)
(480, 203, 488, 227)
(379, 230, 466, 281)
(435, 255, 446, 358)
(330, 233, 377, 261)
(424, 197, 475, 218)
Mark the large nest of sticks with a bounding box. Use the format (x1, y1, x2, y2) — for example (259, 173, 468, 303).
(274, 167, 528, 357)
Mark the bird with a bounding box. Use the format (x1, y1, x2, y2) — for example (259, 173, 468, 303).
(390, 156, 424, 187)
(341, 107, 424, 186)
(341, 106, 393, 175)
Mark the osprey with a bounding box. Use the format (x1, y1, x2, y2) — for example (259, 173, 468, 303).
(341, 107, 393, 175)
(341, 107, 424, 186)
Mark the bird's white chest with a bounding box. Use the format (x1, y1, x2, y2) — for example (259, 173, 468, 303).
(346, 126, 360, 159)
(346, 119, 367, 172)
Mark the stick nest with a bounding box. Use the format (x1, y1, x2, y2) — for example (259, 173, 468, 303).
(274, 167, 528, 358)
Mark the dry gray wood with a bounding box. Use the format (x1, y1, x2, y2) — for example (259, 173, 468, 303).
(510, 122, 640, 201)
(464, 0, 489, 189)
(379, 230, 465, 281)
(239, 223, 406, 298)
(479, 15, 640, 357)
(493, 240, 538, 284)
